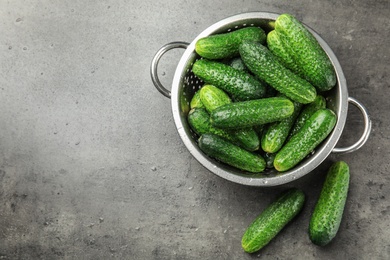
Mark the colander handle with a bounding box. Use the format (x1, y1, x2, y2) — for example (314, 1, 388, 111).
(150, 41, 190, 98)
(332, 97, 372, 154)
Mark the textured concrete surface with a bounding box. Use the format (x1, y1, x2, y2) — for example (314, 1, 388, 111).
(0, 0, 389, 259)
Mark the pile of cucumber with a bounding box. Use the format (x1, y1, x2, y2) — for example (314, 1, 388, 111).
(188, 13, 338, 173)
(189, 13, 350, 253)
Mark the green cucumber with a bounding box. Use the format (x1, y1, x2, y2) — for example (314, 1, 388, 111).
(241, 188, 305, 253)
(195, 27, 266, 60)
(198, 133, 266, 173)
(266, 30, 304, 77)
(228, 57, 249, 72)
(199, 84, 232, 113)
(261, 97, 303, 153)
(192, 59, 266, 101)
(274, 109, 337, 172)
(200, 84, 260, 151)
(228, 57, 277, 98)
(188, 107, 259, 151)
(275, 14, 337, 91)
(188, 107, 233, 141)
(309, 161, 350, 246)
(210, 97, 295, 130)
(289, 95, 327, 139)
(190, 90, 204, 109)
(239, 41, 316, 104)
(231, 127, 260, 151)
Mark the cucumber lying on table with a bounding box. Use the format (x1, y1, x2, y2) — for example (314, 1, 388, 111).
(242, 188, 305, 253)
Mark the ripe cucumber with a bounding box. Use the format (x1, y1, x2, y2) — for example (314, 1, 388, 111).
(195, 27, 266, 60)
(210, 97, 295, 130)
(199, 84, 232, 113)
(192, 59, 266, 101)
(188, 107, 259, 151)
(266, 30, 304, 78)
(238, 41, 316, 104)
(231, 127, 260, 151)
(261, 97, 303, 153)
(190, 90, 204, 109)
(228, 57, 249, 72)
(241, 188, 305, 253)
(309, 161, 350, 246)
(198, 133, 266, 173)
(188, 107, 234, 141)
(274, 109, 337, 172)
(289, 95, 327, 139)
(228, 57, 277, 98)
(199, 84, 260, 151)
(275, 14, 336, 91)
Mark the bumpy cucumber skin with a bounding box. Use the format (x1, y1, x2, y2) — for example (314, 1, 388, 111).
(228, 57, 249, 72)
(275, 14, 337, 91)
(199, 85, 260, 151)
(188, 108, 233, 141)
(241, 188, 305, 253)
(231, 127, 260, 151)
(239, 41, 316, 104)
(289, 95, 327, 139)
(198, 133, 266, 173)
(210, 97, 295, 129)
(188, 107, 259, 151)
(267, 30, 303, 77)
(274, 109, 337, 172)
(199, 84, 232, 113)
(192, 59, 266, 101)
(309, 161, 350, 246)
(195, 27, 266, 60)
(261, 99, 303, 153)
(228, 57, 276, 98)
(190, 90, 205, 109)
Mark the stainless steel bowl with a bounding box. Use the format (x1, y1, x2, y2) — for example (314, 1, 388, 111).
(151, 12, 371, 187)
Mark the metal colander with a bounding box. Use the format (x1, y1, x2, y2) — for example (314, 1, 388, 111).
(151, 12, 371, 187)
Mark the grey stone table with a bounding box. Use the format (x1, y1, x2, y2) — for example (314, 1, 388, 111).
(0, 1, 388, 259)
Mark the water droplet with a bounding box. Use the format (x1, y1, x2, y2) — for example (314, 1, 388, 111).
(151, 166, 157, 171)
(8, 46, 12, 50)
